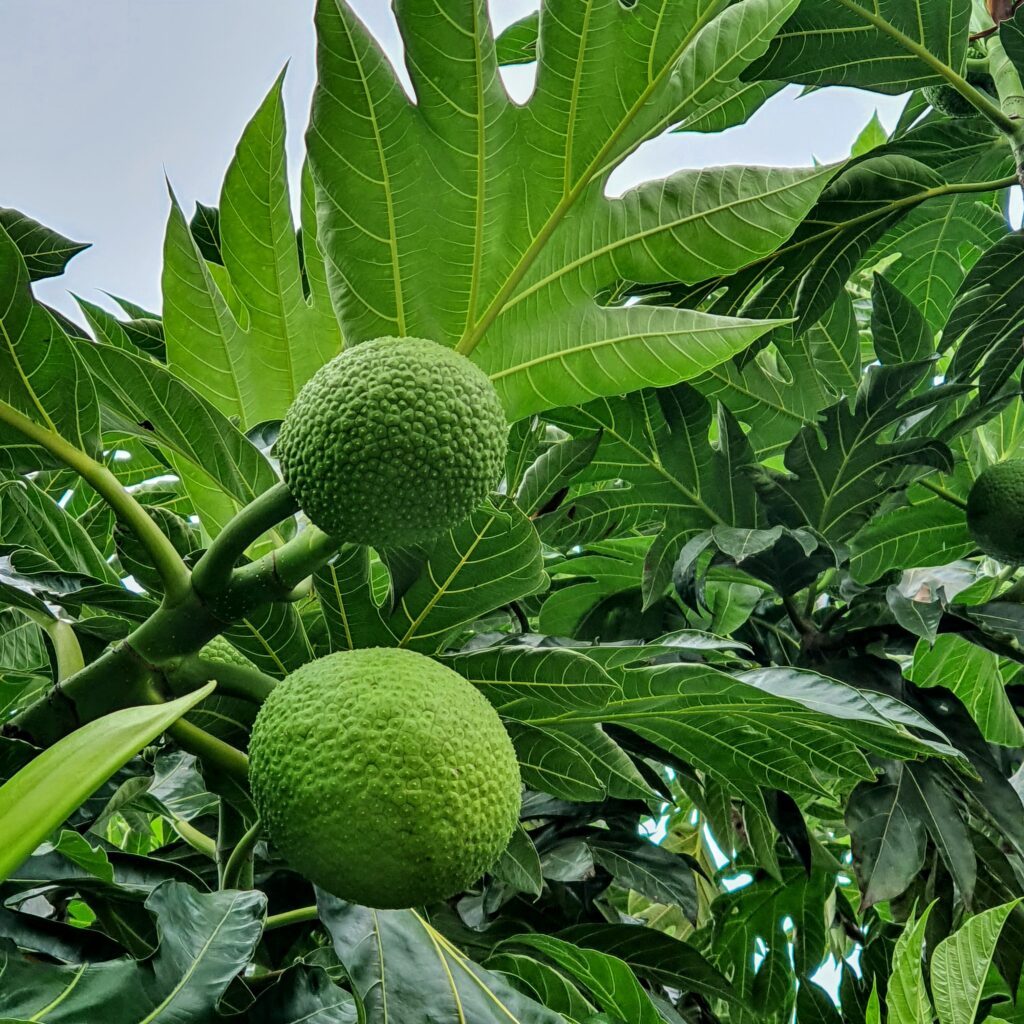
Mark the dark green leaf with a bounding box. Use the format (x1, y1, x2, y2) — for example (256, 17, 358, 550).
(0, 209, 89, 281)
(317, 894, 564, 1024)
(0, 883, 264, 1022)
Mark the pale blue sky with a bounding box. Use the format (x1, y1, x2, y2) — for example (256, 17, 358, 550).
(1, 1, 907, 320)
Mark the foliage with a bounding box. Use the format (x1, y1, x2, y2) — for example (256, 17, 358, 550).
(4, 0, 1024, 1020)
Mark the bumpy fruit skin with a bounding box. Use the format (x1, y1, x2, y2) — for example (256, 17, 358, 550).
(923, 72, 997, 119)
(966, 460, 1024, 564)
(276, 337, 507, 548)
(201, 635, 255, 669)
(247, 648, 522, 909)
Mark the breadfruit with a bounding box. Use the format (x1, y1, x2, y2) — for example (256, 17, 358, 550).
(200, 635, 256, 669)
(923, 71, 998, 119)
(276, 337, 507, 548)
(247, 647, 521, 908)
(966, 460, 1024, 564)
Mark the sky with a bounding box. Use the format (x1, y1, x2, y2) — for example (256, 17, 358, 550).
(0, 0, 909, 323)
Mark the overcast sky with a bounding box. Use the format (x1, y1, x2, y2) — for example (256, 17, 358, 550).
(2, 0, 907, 321)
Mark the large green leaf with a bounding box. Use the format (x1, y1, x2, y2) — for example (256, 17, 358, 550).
(652, 153, 946, 338)
(244, 966, 357, 1023)
(317, 895, 566, 1024)
(510, 934, 662, 1024)
(0, 685, 212, 883)
(947, 231, 1024, 399)
(308, 0, 833, 420)
(313, 545, 394, 651)
(446, 645, 616, 717)
(863, 186, 1006, 330)
(849, 496, 973, 583)
(542, 383, 759, 603)
(0, 208, 89, 281)
(386, 497, 547, 653)
(757, 361, 955, 545)
(163, 77, 341, 430)
(909, 634, 1024, 747)
(709, 868, 829, 997)
(932, 900, 1020, 1024)
(76, 340, 281, 541)
(885, 903, 934, 1024)
(556, 923, 742, 1008)
(750, 0, 972, 94)
(694, 292, 861, 459)
(0, 225, 99, 458)
(0, 881, 265, 1022)
(487, 952, 596, 1020)
(0, 472, 121, 585)
(522, 663, 953, 798)
(846, 761, 928, 909)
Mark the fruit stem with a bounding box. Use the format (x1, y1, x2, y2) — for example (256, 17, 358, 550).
(171, 817, 218, 859)
(170, 655, 278, 703)
(192, 481, 299, 598)
(0, 398, 191, 604)
(223, 525, 340, 614)
(221, 817, 262, 890)
(164, 716, 249, 786)
(918, 478, 968, 510)
(264, 905, 320, 931)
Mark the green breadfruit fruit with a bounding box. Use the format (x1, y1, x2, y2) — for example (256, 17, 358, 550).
(200, 635, 256, 668)
(966, 460, 1024, 564)
(276, 336, 507, 548)
(923, 71, 997, 119)
(190, 636, 260, 745)
(247, 647, 522, 908)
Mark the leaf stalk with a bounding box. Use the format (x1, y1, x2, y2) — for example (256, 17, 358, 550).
(0, 398, 192, 603)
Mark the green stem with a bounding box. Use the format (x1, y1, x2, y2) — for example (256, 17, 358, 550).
(264, 905, 320, 931)
(221, 526, 339, 617)
(166, 718, 250, 787)
(171, 655, 277, 703)
(192, 482, 298, 598)
(221, 817, 262, 890)
(7, 526, 336, 745)
(782, 593, 814, 638)
(0, 398, 191, 603)
(918, 478, 968, 511)
(835, 0, 1017, 134)
(22, 614, 85, 682)
(171, 817, 217, 859)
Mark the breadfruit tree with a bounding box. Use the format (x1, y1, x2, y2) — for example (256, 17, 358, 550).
(5, 0, 1024, 1020)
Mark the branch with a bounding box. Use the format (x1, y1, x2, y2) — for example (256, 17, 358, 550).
(0, 398, 191, 603)
(170, 655, 277, 703)
(782, 593, 815, 638)
(192, 481, 298, 598)
(222, 525, 340, 613)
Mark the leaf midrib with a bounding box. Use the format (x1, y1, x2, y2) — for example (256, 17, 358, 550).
(455, 0, 726, 357)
